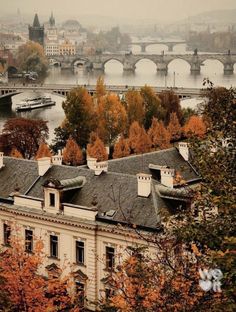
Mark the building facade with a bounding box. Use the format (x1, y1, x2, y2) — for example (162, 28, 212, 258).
(0, 144, 199, 310)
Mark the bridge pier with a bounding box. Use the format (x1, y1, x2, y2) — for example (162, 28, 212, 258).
(156, 62, 168, 73)
(92, 62, 104, 72)
(190, 63, 201, 74)
(167, 44, 174, 52)
(123, 61, 135, 72)
(224, 63, 234, 74)
(140, 44, 146, 53)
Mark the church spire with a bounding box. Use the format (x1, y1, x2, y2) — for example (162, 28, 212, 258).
(33, 13, 40, 27)
(49, 12, 55, 27)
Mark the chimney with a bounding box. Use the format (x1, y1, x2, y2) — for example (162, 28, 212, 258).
(0, 152, 4, 169)
(51, 151, 63, 166)
(136, 173, 152, 197)
(178, 142, 189, 161)
(94, 161, 108, 176)
(105, 145, 110, 157)
(37, 157, 51, 176)
(160, 168, 175, 188)
(87, 156, 97, 170)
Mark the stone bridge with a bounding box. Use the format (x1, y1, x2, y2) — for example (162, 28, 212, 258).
(49, 50, 236, 74)
(130, 40, 186, 52)
(0, 84, 204, 104)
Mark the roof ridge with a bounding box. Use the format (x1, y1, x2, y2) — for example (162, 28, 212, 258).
(108, 147, 176, 163)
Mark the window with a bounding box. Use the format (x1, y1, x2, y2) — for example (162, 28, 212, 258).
(76, 241, 85, 265)
(75, 281, 85, 306)
(25, 229, 33, 252)
(3, 223, 11, 245)
(106, 246, 115, 270)
(50, 235, 58, 258)
(49, 193, 55, 207)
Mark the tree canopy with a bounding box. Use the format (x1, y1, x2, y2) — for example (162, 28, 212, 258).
(17, 41, 48, 75)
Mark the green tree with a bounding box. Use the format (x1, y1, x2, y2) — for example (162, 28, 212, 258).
(62, 87, 95, 147)
(17, 41, 48, 75)
(140, 85, 165, 129)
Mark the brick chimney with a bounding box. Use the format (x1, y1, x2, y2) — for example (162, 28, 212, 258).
(160, 168, 175, 188)
(37, 157, 51, 176)
(136, 173, 152, 197)
(0, 152, 4, 169)
(178, 142, 189, 161)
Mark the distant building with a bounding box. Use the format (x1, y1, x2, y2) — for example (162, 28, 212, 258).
(28, 13, 44, 46)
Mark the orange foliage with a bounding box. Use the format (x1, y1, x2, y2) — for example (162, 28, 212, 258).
(167, 112, 182, 141)
(184, 115, 206, 138)
(35, 142, 52, 160)
(129, 121, 151, 154)
(87, 133, 108, 161)
(96, 93, 127, 145)
(0, 231, 78, 312)
(63, 136, 83, 166)
(96, 76, 106, 101)
(148, 117, 171, 149)
(102, 244, 221, 312)
(113, 135, 131, 159)
(10, 147, 23, 159)
(125, 90, 145, 126)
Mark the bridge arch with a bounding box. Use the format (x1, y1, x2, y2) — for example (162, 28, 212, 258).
(166, 57, 191, 68)
(49, 58, 61, 67)
(133, 57, 157, 67)
(102, 58, 124, 67)
(72, 58, 90, 68)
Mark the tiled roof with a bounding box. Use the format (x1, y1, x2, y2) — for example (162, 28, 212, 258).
(108, 147, 199, 182)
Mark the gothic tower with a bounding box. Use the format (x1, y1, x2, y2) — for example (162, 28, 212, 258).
(28, 13, 44, 46)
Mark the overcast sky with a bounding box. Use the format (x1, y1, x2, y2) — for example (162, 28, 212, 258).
(2, 0, 236, 22)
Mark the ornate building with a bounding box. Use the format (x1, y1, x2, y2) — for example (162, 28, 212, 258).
(0, 144, 200, 310)
(28, 13, 44, 46)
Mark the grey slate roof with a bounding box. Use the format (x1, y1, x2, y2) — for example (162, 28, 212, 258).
(0, 157, 38, 198)
(108, 147, 199, 182)
(26, 165, 162, 229)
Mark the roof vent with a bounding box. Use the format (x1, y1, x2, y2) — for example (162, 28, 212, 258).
(160, 168, 175, 188)
(52, 151, 63, 165)
(94, 161, 108, 176)
(178, 142, 189, 161)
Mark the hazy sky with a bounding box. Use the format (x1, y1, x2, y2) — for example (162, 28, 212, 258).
(2, 0, 236, 21)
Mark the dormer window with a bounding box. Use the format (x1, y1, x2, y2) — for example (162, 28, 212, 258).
(49, 193, 55, 207)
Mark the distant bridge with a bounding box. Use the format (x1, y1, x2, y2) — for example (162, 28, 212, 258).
(48, 50, 236, 74)
(130, 40, 186, 52)
(0, 83, 205, 104)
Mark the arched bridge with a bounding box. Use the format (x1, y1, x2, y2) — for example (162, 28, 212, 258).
(130, 40, 186, 52)
(0, 83, 204, 104)
(49, 50, 236, 74)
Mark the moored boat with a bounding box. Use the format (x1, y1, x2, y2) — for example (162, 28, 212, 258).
(16, 96, 56, 112)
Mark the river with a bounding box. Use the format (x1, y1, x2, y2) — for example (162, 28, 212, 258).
(0, 44, 235, 140)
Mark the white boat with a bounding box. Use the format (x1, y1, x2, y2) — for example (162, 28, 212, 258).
(16, 96, 56, 112)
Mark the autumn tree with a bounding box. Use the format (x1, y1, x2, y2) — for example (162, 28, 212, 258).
(97, 93, 127, 145)
(9, 147, 23, 158)
(0, 233, 76, 312)
(167, 112, 182, 141)
(129, 121, 151, 154)
(50, 119, 71, 154)
(101, 243, 220, 312)
(125, 90, 145, 127)
(173, 84, 236, 310)
(159, 90, 182, 124)
(95, 76, 106, 102)
(140, 85, 165, 129)
(0, 118, 49, 159)
(62, 87, 95, 147)
(183, 115, 206, 138)
(148, 117, 171, 149)
(35, 142, 52, 159)
(87, 133, 108, 161)
(63, 136, 83, 166)
(113, 135, 131, 159)
(17, 41, 48, 75)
